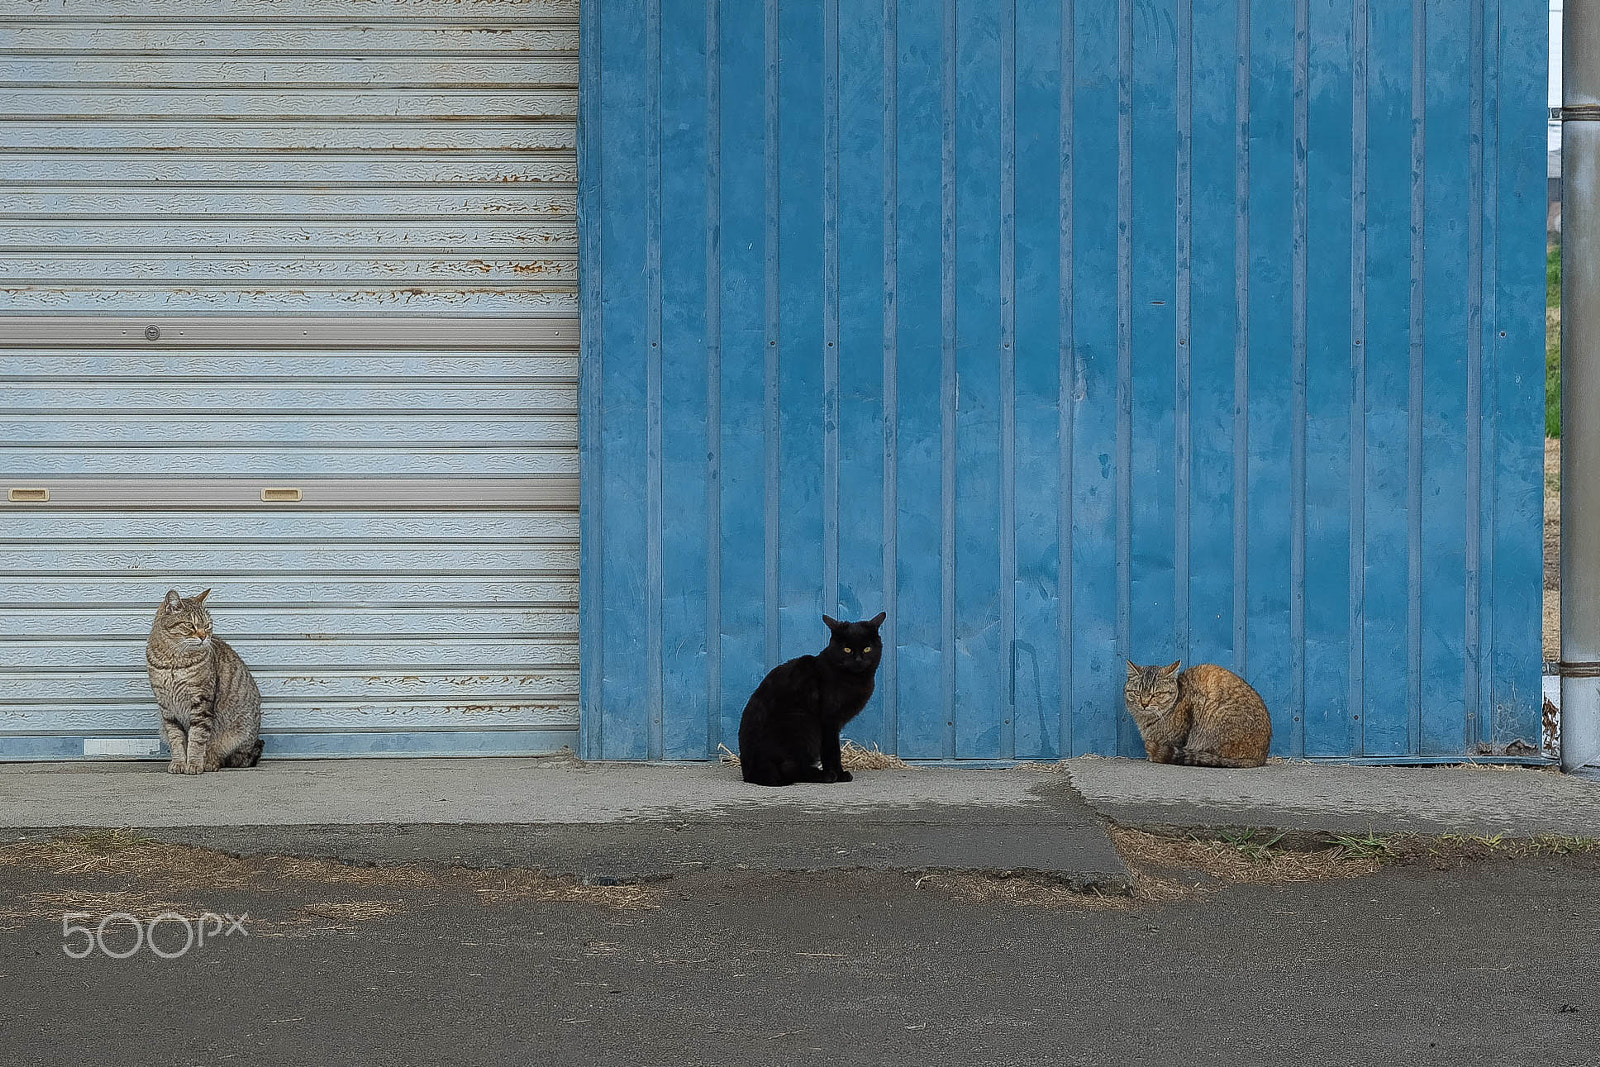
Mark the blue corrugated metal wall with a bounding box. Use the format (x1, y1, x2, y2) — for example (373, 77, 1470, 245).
(580, 0, 1548, 761)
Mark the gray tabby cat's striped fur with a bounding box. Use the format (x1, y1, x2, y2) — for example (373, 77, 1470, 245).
(146, 588, 264, 774)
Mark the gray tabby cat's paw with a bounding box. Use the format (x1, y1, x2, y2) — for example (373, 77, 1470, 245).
(181, 760, 205, 775)
(167, 758, 186, 775)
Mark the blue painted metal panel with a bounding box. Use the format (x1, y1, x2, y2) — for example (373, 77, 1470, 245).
(710, 0, 769, 758)
(1422, 0, 1472, 756)
(890, 0, 949, 759)
(1305, 0, 1357, 757)
(1363, 0, 1417, 757)
(837, 0, 889, 749)
(953, 0, 1004, 759)
(1130, 0, 1179, 755)
(659, 0, 712, 761)
(583, 0, 1549, 761)
(1246, 0, 1296, 755)
(1012, 0, 1065, 760)
(1490, 0, 1548, 752)
(1187, 0, 1240, 679)
(776, 0, 826, 669)
(1069, 0, 1123, 757)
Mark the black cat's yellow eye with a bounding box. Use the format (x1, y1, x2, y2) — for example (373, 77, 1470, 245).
(844, 647, 852, 653)
(864, 646, 872, 652)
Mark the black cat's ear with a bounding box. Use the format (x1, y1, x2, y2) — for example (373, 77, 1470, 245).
(822, 614, 841, 632)
(162, 589, 182, 610)
(195, 588, 212, 605)
(867, 611, 886, 628)
(1161, 660, 1181, 676)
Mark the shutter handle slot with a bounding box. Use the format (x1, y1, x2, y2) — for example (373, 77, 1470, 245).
(8, 487, 49, 503)
(261, 487, 303, 503)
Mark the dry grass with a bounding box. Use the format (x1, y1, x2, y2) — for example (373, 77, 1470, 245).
(918, 826, 1386, 911)
(298, 901, 403, 922)
(1448, 760, 1559, 773)
(0, 831, 659, 916)
(0, 831, 256, 888)
(1110, 827, 1384, 884)
(915, 871, 1160, 909)
(457, 869, 657, 909)
(839, 740, 911, 770)
(0, 889, 195, 926)
(717, 740, 912, 771)
(921, 825, 1600, 911)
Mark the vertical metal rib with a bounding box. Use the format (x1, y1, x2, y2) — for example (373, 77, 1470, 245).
(578, 0, 605, 759)
(1479, 0, 1499, 740)
(999, 0, 1018, 758)
(882, 0, 900, 752)
(763, 0, 781, 668)
(1233, 0, 1252, 677)
(1175, 0, 1194, 666)
(1116, 0, 1133, 722)
(1290, 0, 1309, 755)
(1407, 0, 1426, 754)
(705, 0, 724, 754)
(823, 0, 841, 616)
(941, 0, 959, 759)
(646, 0, 665, 760)
(1350, 0, 1368, 753)
(1058, 0, 1076, 757)
(1463, 0, 1486, 750)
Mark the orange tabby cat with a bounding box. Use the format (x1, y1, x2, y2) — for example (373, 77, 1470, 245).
(1123, 660, 1272, 768)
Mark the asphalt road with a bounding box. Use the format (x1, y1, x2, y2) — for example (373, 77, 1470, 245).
(0, 847, 1595, 1067)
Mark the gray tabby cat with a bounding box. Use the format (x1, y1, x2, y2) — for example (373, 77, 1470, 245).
(146, 588, 264, 774)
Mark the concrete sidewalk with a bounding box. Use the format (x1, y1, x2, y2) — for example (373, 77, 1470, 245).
(1064, 756, 1600, 837)
(3, 755, 1597, 885)
(0, 758, 1128, 887)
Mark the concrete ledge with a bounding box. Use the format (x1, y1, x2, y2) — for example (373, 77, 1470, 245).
(0, 759, 1131, 887)
(1065, 757, 1600, 838)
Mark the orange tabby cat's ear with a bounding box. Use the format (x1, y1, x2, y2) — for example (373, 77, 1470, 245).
(1161, 660, 1181, 676)
(195, 588, 212, 604)
(1126, 660, 1140, 677)
(162, 589, 182, 610)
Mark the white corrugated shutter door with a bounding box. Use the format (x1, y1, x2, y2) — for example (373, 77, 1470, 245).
(0, 0, 580, 759)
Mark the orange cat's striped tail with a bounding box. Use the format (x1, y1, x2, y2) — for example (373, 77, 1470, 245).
(1174, 748, 1267, 769)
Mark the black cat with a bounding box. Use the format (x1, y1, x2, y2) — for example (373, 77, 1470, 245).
(737, 612, 886, 787)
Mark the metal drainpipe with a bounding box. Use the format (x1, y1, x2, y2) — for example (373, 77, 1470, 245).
(1563, 0, 1600, 775)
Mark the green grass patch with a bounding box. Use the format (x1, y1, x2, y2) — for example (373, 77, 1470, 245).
(1214, 828, 1288, 863)
(1328, 832, 1401, 861)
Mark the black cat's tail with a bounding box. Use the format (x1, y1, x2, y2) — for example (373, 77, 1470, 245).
(224, 738, 265, 769)
(740, 756, 792, 787)
(741, 757, 827, 787)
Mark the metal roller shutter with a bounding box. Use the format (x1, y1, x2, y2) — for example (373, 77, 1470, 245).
(0, 0, 580, 759)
